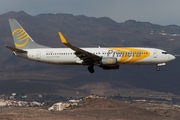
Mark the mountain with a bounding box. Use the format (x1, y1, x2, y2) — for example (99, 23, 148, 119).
(0, 11, 180, 97)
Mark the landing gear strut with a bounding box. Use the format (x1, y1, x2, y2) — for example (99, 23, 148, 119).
(88, 65, 94, 73)
(156, 67, 160, 71)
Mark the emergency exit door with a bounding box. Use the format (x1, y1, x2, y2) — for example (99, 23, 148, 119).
(37, 51, 41, 59)
(153, 50, 157, 58)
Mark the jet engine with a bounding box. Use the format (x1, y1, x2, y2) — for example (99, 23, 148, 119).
(100, 57, 117, 66)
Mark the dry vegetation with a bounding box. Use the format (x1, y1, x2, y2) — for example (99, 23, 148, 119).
(0, 99, 180, 120)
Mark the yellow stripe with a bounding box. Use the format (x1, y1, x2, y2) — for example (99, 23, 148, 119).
(17, 33, 27, 39)
(17, 29, 22, 33)
(18, 36, 28, 41)
(15, 38, 29, 47)
(12, 29, 22, 36)
(16, 31, 25, 36)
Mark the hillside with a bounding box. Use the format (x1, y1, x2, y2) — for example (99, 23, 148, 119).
(0, 11, 180, 96)
(0, 99, 179, 120)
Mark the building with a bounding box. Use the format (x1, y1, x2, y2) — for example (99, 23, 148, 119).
(48, 102, 63, 111)
(0, 102, 7, 107)
(85, 95, 94, 99)
(63, 103, 70, 109)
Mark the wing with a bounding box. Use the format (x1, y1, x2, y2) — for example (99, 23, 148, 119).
(59, 32, 101, 64)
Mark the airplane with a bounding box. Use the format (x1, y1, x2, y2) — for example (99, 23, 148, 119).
(5, 19, 176, 73)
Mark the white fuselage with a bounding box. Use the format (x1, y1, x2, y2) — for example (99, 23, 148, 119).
(16, 47, 175, 66)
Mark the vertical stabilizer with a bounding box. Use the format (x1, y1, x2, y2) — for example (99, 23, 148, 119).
(9, 19, 49, 49)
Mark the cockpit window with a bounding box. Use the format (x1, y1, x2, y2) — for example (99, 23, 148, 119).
(162, 52, 167, 54)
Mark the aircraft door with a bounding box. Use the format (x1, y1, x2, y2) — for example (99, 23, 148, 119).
(153, 50, 157, 58)
(37, 51, 41, 59)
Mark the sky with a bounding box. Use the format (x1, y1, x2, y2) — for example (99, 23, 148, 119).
(1, 0, 180, 26)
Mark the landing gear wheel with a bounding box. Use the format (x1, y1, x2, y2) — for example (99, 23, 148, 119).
(156, 67, 160, 71)
(88, 66, 94, 73)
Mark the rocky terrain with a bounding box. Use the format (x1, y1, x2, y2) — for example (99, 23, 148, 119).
(0, 99, 180, 120)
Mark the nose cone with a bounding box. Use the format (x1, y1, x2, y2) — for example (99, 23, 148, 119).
(169, 54, 176, 61)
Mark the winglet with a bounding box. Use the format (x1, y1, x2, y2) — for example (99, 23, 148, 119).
(59, 32, 68, 44)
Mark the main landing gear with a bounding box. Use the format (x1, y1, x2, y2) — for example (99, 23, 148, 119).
(88, 65, 94, 73)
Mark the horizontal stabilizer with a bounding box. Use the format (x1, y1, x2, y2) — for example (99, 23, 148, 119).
(5, 45, 27, 53)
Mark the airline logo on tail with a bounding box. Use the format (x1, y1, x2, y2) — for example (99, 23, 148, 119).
(12, 28, 29, 47)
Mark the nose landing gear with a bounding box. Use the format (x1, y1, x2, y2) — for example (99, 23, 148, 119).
(156, 67, 160, 71)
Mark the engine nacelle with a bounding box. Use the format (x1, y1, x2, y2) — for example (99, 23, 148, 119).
(100, 57, 117, 66)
